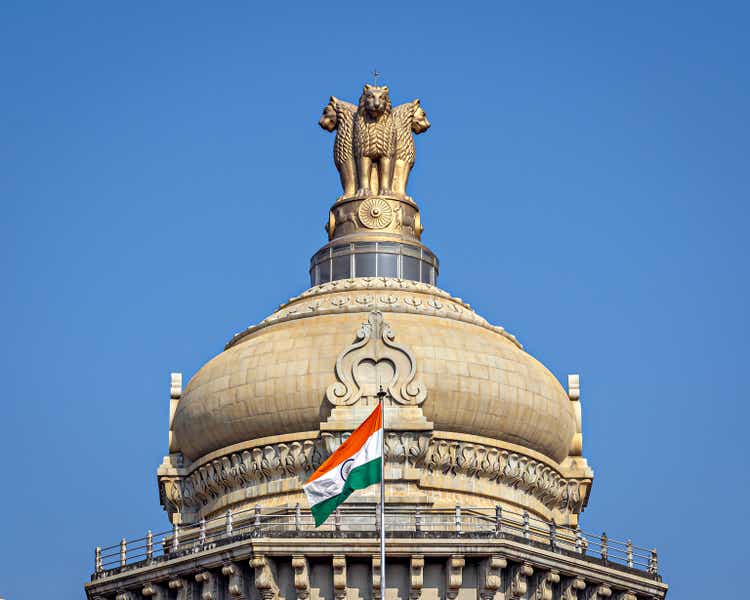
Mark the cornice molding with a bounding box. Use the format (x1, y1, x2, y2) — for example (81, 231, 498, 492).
(226, 278, 522, 350)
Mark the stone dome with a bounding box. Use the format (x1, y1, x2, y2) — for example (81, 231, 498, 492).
(171, 278, 576, 465)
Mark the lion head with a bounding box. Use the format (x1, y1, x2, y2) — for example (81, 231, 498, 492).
(411, 99, 430, 133)
(358, 84, 392, 119)
(319, 96, 339, 131)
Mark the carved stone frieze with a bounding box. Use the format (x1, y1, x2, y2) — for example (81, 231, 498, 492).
(227, 278, 522, 351)
(159, 430, 590, 521)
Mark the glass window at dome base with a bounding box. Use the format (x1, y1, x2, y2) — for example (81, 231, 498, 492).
(378, 253, 398, 278)
(355, 253, 376, 277)
(309, 242, 439, 286)
(332, 255, 351, 280)
(403, 256, 420, 281)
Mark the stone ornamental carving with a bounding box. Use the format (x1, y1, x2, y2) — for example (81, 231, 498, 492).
(323, 310, 431, 431)
(320, 84, 429, 200)
(158, 431, 590, 523)
(359, 197, 393, 229)
(326, 311, 426, 407)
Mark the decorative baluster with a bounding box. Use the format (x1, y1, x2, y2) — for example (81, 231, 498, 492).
(161, 535, 169, 556)
(173, 523, 180, 552)
(626, 540, 633, 568)
(335, 507, 342, 532)
(495, 505, 502, 536)
(95, 546, 102, 574)
(199, 518, 206, 545)
(295, 503, 302, 531)
(649, 549, 659, 574)
(226, 509, 233, 537)
(146, 530, 153, 561)
(120, 538, 127, 567)
(254, 505, 261, 536)
(600, 532, 608, 562)
(549, 519, 557, 551)
(415, 506, 422, 533)
(455, 505, 462, 535)
(575, 527, 583, 554)
(522, 511, 530, 540)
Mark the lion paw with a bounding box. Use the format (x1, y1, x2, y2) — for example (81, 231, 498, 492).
(356, 188, 372, 197)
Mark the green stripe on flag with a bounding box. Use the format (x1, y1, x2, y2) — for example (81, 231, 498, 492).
(310, 457, 382, 527)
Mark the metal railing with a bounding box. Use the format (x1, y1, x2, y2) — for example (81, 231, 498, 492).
(93, 505, 658, 578)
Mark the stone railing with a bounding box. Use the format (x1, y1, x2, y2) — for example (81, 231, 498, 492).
(93, 505, 658, 579)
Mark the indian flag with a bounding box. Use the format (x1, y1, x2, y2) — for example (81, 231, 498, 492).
(303, 404, 383, 526)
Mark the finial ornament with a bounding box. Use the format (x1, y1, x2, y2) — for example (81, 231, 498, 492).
(319, 84, 430, 200)
(372, 68, 381, 86)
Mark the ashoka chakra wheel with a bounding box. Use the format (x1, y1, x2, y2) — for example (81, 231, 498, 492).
(358, 198, 393, 229)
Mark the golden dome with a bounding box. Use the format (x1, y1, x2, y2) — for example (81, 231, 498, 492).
(171, 278, 576, 464)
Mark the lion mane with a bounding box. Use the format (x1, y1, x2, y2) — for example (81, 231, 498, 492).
(354, 86, 396, 160)
(321, 96, 357, 169)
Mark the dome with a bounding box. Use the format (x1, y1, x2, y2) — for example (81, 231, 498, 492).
(172, 278, 576, 464)
(158, 85, 593, 529)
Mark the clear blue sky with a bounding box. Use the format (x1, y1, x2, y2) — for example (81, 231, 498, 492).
(1, 2, 748, 598)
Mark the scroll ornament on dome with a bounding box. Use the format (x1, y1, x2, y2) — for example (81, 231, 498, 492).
(319, 84, 430, 200)
(326, 311, 426, 408)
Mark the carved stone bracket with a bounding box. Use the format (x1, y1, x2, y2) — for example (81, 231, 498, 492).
(446, 555, 465, 600)
(292, 555, 311, 600)
(222, 563, 248, 600)
(195, 571, 217, 600)
(372, 555, 382, 600)
(588, 585, 613, 600)
(561, 577, 586, 600)
(333, 555, 347, 600)
(410, 555, 425, 600)
(323, 311, 431, 431)
(533, 571, 560, 600)
(169, 578, 194, 600)
(142, 582, 167, 600)
(510, 563, 534, 599)
(115, 592, 137, 600)
(480, 555, 507, 600)
(250, 554, 279, 600)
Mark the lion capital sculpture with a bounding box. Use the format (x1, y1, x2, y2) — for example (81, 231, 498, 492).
(319, 84, 430, 199)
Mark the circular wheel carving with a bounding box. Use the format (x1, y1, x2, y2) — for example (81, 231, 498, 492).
(358, 198, 393, 229)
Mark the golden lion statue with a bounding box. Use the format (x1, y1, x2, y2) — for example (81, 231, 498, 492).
(319, 84, 429, 199)
(353, 84, 396, 196)
(392, 98, 430, 197)
(319, 96, 358, 198)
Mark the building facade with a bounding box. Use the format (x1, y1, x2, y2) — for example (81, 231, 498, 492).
(85, 84, 668, 600)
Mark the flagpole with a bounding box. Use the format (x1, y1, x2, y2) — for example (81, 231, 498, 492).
(377, 385, 386, 600)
